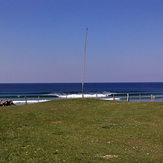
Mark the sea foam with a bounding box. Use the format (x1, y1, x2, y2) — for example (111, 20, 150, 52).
(13, 99, 49, 105)
(53, 93, 111, 99)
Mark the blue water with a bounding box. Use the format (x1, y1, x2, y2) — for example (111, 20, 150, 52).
(0, 83, 163, 103)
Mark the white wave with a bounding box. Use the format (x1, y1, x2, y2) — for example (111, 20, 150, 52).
(101, 97, 120, 101)
(13, 100, 49, 105)
(57, 93, 111, 99)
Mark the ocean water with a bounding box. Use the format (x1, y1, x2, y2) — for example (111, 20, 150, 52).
(0, 83, 163, 104)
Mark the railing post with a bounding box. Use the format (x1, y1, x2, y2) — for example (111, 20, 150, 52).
(113, 94, 115, 101)
(151, 94, 154, 101)
(127, 93, 130, 102)
(25, 96, 27, 104)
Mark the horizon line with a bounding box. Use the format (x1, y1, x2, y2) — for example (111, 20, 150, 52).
(0, 82, 163, 84)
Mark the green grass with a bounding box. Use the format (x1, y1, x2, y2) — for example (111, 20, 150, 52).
(0, 99, 163, 163)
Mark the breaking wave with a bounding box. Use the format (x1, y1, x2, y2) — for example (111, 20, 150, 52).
(13, 100, 50, 105)
(48, 93, 112, 99)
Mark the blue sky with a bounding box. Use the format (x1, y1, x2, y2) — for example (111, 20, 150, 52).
(0, 0, 163, 83)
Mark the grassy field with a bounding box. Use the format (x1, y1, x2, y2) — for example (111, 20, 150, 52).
(0, 99, 163, 163)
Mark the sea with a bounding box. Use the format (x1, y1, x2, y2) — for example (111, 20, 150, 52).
(0, 83, 163, 105)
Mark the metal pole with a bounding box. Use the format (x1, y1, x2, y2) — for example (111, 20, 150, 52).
(25, 96, 27, 104)
(82, 28, 88, 98)
(113, 94, 115, 101)
(127, 93, 130, 102)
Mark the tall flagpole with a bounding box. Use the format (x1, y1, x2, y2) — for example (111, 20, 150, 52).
(82, 28, 88, 98)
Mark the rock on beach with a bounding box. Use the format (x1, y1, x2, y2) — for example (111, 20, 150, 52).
(0, 100, 14, 106)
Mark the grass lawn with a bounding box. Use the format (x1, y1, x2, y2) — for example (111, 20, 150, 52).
(0, 99, 163, 163)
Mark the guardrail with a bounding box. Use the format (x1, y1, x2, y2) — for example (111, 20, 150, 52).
(109, 93, 158, 102)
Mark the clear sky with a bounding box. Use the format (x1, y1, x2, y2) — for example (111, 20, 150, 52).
(0, 0, 163, 83)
